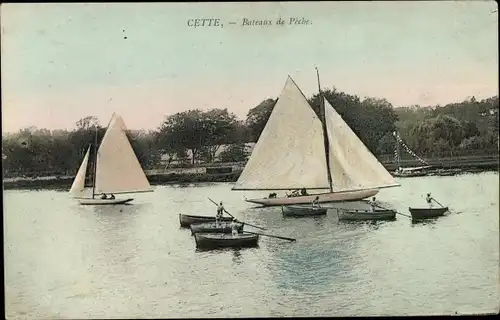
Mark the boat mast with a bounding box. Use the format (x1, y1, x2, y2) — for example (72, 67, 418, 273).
(395, 132, 401, 169)
(315, 67, 333, 193)
(91, 126, 98, 199)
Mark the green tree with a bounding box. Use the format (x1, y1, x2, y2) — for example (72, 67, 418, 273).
(245, 98, 277, 142)
(376, 131, 397, 155)
(157, 109, 240, 164)
(309, 89, 398, 153)
(409, 115, 464, 153)
(217, 143, 249, 162)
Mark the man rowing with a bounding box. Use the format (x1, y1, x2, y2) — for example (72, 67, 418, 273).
(312, 196, 320, 209)
(369, 197, 377, 212)
(426, 193, 434, 208)
(216, 201, 224, 226)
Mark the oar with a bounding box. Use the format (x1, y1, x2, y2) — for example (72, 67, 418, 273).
(432, 198, 451, 213)
(374, 203, 412, 219)
(245, 231, 296, 242)
(207, 197, 267, 231)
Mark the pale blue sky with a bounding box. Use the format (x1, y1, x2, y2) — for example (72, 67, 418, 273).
(1, 1, 498, 132)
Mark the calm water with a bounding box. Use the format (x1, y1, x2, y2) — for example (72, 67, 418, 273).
(4, 172, 499, 318)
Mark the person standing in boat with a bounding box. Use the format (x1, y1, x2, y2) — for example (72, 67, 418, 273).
(426, 193, 434, 208)
(312, 196, 320, 209)
(216, 201, 224, 226)
(369, 197, 378, 212)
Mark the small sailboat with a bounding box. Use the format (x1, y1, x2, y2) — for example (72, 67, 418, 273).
(232, 71, 400, 206)
(69, 113, 154, 205)
(392, 131, 432, 177)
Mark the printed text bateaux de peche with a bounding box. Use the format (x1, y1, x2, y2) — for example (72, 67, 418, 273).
(186, 17, 311, 28)
(242, 17, 311, 26)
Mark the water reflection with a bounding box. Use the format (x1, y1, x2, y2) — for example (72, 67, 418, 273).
(232, 250, 242, 264)
(338, 220, 393, 229)
(313, 216, 326, 228)
(83, 204, 142, 273)
(264, 222, 370, 295)
(195, 246, 259, 255)
(411, 218, 439, 227)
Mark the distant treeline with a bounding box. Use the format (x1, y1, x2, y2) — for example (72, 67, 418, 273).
(2, 88, 498, 178)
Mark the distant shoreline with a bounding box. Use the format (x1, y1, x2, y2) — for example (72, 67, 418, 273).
(3, 154, 499, 190)
(2, 172, 242, 190)
(2, 167, 498, 191)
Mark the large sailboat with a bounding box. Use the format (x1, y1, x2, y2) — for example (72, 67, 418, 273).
(69, 113, 154, 205)
(232, 71, 400, 206)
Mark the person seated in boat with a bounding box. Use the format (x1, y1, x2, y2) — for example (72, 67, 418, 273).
(216, 201, 224, 226)
(301, 188, 308, 196)
(109, 194, 115, 200)
(101, 193, 107, 200)
(312, 196, 320, 209)
(230, 219, 239, 236)
(369, 197, 377, 212)
(426, 193, 434, 208)
(268, 192, 277, 199)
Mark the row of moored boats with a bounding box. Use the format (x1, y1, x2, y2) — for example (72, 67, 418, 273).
(180, 197, 450, 251)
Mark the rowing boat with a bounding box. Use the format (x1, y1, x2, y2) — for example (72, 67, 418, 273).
(190, 221, 244, 235)
(194, 232, 259, 250)
(179, 214, 233, 228)
(337, 208, 396, 221)
(281, 205, 327, 217)
(408, 207, 449, 220)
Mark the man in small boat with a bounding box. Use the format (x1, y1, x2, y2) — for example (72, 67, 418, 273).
(101, 193, 108, 200)
(230, 219, 239, 236)
(216, 201, 224, 226)
(268, 192, 277, 199)
(426, 193, 434, 208)
(369, 197, 378, 212)
(301, 188, 308, 196)
(312, 196, 320, 209)
(109, 194, 115, 200)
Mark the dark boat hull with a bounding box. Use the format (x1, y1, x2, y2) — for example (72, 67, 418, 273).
(190, 222, 244, 235)
(78, 198, 134, 205)
(281, 205, 328, 217)
(179, 214, 233, 228)
(338, 209, 396, 221)
(194, 233, 259, 250)
(409, 207, 449, 220)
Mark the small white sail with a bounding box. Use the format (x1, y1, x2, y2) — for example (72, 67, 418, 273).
(94, 114, 153, 194)
(233, 76, 331, 190)
(69, 146, 91, 197)
(324, 98, 400, 191)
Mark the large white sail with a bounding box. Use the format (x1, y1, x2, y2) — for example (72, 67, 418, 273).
(69, 146, 91, 197)
(233, 76, 331, 190)
(94, 114, 153, 194)
(324, 98, 400, 191)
